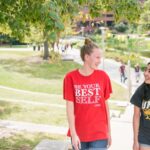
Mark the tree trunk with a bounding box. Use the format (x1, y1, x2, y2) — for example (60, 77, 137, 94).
(51, 42, 54, 50)
(43, 40, 49, 60)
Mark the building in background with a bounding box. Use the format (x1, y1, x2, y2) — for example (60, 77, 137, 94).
(73, 0, 145, 35)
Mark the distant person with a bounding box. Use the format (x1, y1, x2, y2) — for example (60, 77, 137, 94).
(33, 44, 36, 51)
(61, 45, 65, 53)
(65, 43, 69, 50)
(130, 62, 150, 150)
(134, 63, 141, 83)
(119, 62, 127, 83)
(38, 45, 40, 51)
(63, 38, 112, 150)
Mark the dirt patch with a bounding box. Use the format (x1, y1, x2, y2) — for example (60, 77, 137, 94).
(0, 55, 22, 61)
(24, 56, 43, 64)
(0, 55, 45, 64)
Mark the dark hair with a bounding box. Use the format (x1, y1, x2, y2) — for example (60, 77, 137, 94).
(143, 83, 150, 100)
(80, 38, 99, 61)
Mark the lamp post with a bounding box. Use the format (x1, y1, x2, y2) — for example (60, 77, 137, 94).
(127, 35, 132, 100)
(81, 27, 84, 37)
(100, 27, 106, 70)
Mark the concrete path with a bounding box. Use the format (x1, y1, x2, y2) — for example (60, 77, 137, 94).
(0, 47, 32, 51)
(0, 120, 67, 135)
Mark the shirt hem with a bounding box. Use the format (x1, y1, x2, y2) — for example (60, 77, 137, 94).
(67, 135, 108, 142)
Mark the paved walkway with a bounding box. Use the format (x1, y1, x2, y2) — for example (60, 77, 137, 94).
(0, 120, 67, 135)
(0, 47, 32, 51)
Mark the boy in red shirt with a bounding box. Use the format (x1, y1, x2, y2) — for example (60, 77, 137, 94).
(63, 38, 112, 150)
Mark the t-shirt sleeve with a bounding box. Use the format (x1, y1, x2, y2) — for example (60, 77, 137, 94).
(104, 73, 112, 100)
(130, 87, 142, 108)
(63, 74, 75, 102)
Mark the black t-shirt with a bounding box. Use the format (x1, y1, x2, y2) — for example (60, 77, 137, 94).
(130, 83, 150, 145)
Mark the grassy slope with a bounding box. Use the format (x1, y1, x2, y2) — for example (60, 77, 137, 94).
(0, 51, 128, 125)
(0, 51, 128, 100)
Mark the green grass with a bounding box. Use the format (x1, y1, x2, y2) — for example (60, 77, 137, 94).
(0, 88, 65, 105)
(109, 103, 125, 113)
(0, 81, 127, 125)
(0, 51, 81, 80)
(0, 46, 129, 150)
(0, 55, 81, 94)
(0, 131, 65, 150)
(0, 55, 128, 100)
(0, 65, 63, 94)
(0, 51, 128, 124)
(0, 101, 67, 126)
(110, 81, 128, 101)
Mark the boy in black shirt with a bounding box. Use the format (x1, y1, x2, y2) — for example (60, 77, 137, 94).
(130, 62, 150, 150)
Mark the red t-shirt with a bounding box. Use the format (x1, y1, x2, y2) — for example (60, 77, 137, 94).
(63, 69, 112, 142)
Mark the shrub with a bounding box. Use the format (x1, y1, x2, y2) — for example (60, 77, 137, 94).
(49, 51, 61, 63)
(114, 22, 128, 33)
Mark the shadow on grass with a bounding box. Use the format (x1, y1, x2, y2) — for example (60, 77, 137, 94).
(0, 59, 81, 80)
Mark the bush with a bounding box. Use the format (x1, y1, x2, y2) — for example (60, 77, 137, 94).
(114, 22, 128, 33)
(140, 50, 150, 58)
(49, 51, 61, 63)
(105, 50, 146, 70)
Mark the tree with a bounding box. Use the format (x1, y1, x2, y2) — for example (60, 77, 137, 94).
(138, 0, 150, 33)
(0, 0, 142, 59)
(0, 0, 78, 59)
(78, 0, 141, 23)
(114, 22, 128, 33)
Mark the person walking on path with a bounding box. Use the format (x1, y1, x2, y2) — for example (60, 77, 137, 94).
(63, 38, 112, 150)
(130, 62, 150, 150)
(134, 63, 141, 83)
(119, 62, 127, 83)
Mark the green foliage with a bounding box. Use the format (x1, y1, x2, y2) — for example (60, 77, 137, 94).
(139, 11, 150, 32)
(114, 22, 128, 33)
(90, 34, 102, 43)
(0, 0, 142, 41)
(138, 0, 150, 32)
(88, 0, 141, 22)
(41, 1, 65, 41)
(112, 0, 141, 22)
(0, 0, 78, 43)
(106, 50, 145, 70)
(140, 50, 150, 58)
(128, 23, 138, 33)
(49, 50, 61, 63)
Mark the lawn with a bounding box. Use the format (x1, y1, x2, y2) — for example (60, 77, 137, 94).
(0, 50, 128, 150)
(0, 51, 128, 100)
(0, 130, 66, 150)
(0, 50, 128, 126)
(0, 87, 65, 105)
(0, 100, 67, 126)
